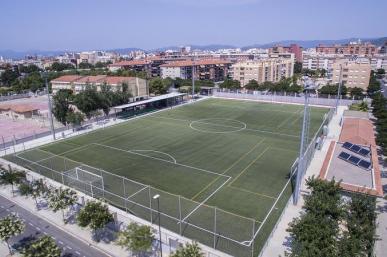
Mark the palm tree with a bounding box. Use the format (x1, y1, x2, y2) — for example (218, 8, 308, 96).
(46, 187, 78, 223)
(0, 214, 25, 255)
(22, 235, 61, 257)
(0, 165, 26, 196)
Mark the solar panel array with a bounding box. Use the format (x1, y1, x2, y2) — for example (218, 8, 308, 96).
(343, 142, 370, 157)
(338, 151, 372, 170)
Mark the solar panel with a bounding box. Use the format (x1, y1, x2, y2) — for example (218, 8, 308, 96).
(343, 142, 353, 149)
(350, 144, 361, 152)
(358, 160, 371, 169)
(338, 151, 351, 160)
(348, 155, 361, 165)
(358, 148, 370, 156)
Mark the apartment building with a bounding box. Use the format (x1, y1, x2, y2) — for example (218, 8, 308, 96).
(231, 58, 294, 87)
(370, 56, 387, 71)
(50, 75, 148, 99)
(269, 44, 303, 62)
(76, 51, 117, 66)
(316, 41, 377, 56)
(160, 59, 232, 81)
(331, 59, 371, 90)
(302, 53, 340, 71)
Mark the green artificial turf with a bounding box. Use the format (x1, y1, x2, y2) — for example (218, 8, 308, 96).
(5, 98, 329, 256)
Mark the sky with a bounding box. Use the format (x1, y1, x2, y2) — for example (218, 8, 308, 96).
(0, 0, 386, 51)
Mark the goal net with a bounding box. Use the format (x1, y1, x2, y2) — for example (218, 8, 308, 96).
(63, 165, 105, 198)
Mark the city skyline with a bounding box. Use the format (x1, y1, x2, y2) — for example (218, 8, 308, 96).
(1, 0, 386, 51)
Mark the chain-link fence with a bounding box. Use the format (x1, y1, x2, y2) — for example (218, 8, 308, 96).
(7, 149, 258, 257)
(214, 90, 361, 107)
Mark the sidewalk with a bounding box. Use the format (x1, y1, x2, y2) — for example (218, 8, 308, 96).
(259, 106, 345, 257)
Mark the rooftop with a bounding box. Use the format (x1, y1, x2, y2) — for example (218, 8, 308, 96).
(51, 75, 139, 85)
(160, 59, 231, 68)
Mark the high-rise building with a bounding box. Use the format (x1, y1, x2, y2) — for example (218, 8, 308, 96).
(331, 59, 371, 90)
(231, 58, 294, 86)
(316, 41, 377, 56)
(160, 59, 231, 81)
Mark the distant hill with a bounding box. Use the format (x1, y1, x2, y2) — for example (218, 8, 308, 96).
(1, 37, 386, 59)
(242, 37, 387, 50)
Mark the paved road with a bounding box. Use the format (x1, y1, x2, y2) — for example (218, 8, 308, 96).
(0, 195, 109, 257)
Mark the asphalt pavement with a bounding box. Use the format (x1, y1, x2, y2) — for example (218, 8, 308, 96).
(0, 195, 109, 257)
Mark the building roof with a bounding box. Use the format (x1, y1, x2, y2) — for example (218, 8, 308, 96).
(109, 60, 152, 67)
(50, 75, 140, 85)
(75, 75, 107, 83)
(0, 103, 39, 113)
(319, 115, 382, 197)
(50, 75, 82, 83)
(160, 59, 231, 68)
(113, 92, 186, 110)
(339, 117, 376, 146)
(102, 76, 136, 85)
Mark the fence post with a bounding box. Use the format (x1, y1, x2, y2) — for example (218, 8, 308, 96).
(2, 136, 5, 155)
(213, 207, 217, 249)
(251, 219, 255, 257)
(122, 178, 127, 213)
(149, 186, 153, 224)
(12, 136, 16, 154)
(178, 195, 182, 235)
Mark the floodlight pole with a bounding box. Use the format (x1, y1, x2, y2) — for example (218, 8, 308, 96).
(153, 194, 162, 257)
(293, 82, 310, 205)
(335, 64, 343, 114)
(192, 56, 195, 99)
(45, 72, 56, 140)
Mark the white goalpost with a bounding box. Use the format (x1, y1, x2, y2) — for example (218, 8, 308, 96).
(62, 165, 105, 198)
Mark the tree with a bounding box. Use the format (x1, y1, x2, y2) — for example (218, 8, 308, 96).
(22, 235, 61, 257)
(19, 179, 48, 210)
(19, 64, 41, 74)
(339, 194, 378, 257)
(367, 76, 381, 95)
(77, 200, 113, 233)
(349, 87, 364, 99)
(73, 86, 100, 119)
(50, 62, 74, 72)
(318, 84, 347, 96)
(219, 79, 241, 90)
(116, 223, 154, 256)
(52, 89, 74, 125)
(286, 177, 343, 257)
(0, 166, 26, 196)
(294, 62, 303, 74)
(149, 78, 169, 95)
(376, 68, 385, 79)
(171, 242, 204, 257)
(349, 101, 368, 112)
(66, 111, 85, 128)
(244, 80, 259, 90)
(0, 67, 19, 86)
(46, 187, 78, 223)
(0, 215, 25, 255)
(79, 62, 94, 69)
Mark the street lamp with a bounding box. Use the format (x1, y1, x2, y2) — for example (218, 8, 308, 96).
(153, 194, 162, 257)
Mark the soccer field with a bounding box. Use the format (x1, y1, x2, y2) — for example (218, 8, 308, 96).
(5, 98, 330, 256)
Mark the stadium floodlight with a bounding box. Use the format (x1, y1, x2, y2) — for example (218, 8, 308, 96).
(293, 76, 317, 205)
(153, 194, 162, 257)
(43, 70, 56, 140)
(335, 64, 343, 114)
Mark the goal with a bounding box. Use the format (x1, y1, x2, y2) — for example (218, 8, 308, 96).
(62, 165, 105, 198)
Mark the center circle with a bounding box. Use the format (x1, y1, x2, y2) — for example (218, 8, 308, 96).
(189, 118, 247, 134)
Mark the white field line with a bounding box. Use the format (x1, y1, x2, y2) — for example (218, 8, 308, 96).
(126, 185, 149, 200)
(12, 153, 254, 245)
(150, 115, 300, 139)
(248, 169, 295, 246)
(131, 150, 177, 164)
(93, 143, 231, 178)
(180, 176, 232, 223)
